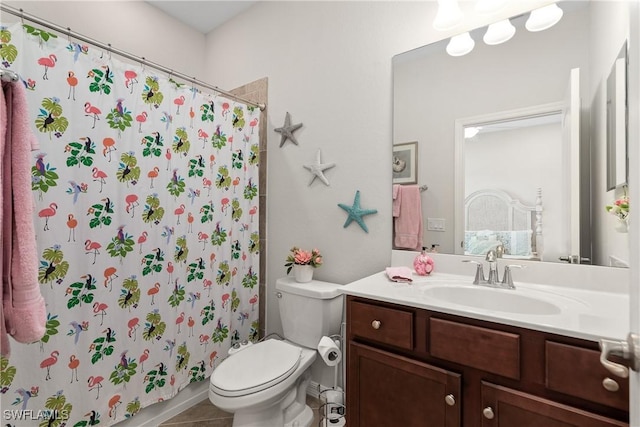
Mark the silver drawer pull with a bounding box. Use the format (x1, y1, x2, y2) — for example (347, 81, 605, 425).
(371, 320, 381, 330)
(444, 394, 455, 406)
(483, 407, 494, 419)
(602, 377, 620, 392)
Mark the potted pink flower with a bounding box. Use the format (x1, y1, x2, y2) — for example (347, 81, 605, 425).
(285, 247, 323, 282)
(606, 195, 629, 232)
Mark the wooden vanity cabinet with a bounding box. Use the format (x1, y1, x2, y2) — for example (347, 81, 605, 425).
(480, 382, 628, 427)
(349, 342, 461, 427)
(346, 296, 629, 427)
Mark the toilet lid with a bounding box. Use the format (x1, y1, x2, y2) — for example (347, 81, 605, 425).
(211, 339, 301, 397)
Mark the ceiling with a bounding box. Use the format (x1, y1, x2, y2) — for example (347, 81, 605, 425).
(146, 1, 258, 34)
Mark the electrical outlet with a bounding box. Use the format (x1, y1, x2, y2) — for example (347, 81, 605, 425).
(427, 218, 445, 231)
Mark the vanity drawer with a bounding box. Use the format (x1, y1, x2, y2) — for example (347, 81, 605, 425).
(349, 300, 414, 350)
(430, 318, 520, 380)
(545, 341, 629, 411)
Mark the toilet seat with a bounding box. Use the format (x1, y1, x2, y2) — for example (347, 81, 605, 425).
(211, 339, 302, 397)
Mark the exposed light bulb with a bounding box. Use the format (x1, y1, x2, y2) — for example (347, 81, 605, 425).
(526, 3, 563, 32)
(483, 19, 516, 45)
(446, 32, 475, 57)
(475, 0, 509, 15)
(433, 0, 464, 31)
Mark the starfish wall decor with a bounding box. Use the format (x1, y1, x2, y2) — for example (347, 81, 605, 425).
(274, 112, 303, 147)
(338, 190, 378, 233)
(304, 149, 336, 186)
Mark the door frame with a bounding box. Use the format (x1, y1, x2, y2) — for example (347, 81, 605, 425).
(453, 101, 566, 256)
(626, 2, 639, 425)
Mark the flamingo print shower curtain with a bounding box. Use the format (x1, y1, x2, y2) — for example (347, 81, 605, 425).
(0, 22, 260, 426)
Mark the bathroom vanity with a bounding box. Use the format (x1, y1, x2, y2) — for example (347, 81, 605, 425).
(341, 267, 630, 427)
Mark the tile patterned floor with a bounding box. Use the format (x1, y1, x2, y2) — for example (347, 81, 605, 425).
(159, 395, 322, 427)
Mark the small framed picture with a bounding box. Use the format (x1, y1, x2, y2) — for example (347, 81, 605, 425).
(392, 141, 418, 185)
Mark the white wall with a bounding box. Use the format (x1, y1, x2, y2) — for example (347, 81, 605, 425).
(203, 1, 418, 337)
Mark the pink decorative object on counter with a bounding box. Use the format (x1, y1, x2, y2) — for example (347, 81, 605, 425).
(413, 248, 434, 276)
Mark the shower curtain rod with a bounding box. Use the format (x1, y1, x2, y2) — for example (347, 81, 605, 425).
(0, 4, 266, 111)
(0, 67, 19, 82)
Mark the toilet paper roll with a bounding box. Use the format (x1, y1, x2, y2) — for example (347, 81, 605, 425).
(317, 336, 342, 366)
(322, 418, 346, 427)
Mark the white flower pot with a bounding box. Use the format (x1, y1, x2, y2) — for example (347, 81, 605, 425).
(615, 218, 629, 233)
(294, 264, 314, 283)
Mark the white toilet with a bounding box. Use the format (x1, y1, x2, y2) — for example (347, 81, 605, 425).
(209, 277, 343, 427)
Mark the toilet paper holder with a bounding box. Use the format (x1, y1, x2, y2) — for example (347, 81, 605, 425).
(317, 335, 342, 367)
(318, 385, 345, 427)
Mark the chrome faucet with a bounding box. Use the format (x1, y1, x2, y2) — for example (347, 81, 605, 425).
(463, 260, 486, 285)
(500, 265, 523, 290)
(495, 243, 504, 258)
(485, 249, 500, 285)
(462, 247, 522, 289)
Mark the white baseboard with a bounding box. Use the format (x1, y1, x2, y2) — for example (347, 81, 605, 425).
(115, 380, 210, 427)
(114, 379, 337, 426)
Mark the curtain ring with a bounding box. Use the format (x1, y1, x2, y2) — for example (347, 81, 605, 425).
(67, 27, 71, 43)
(140, 57, 146, 72)
(19, 8, 24, 25)
(107, 43, 112, 60)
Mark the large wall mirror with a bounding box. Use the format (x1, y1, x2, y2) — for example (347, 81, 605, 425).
(393, 1, 632, 267)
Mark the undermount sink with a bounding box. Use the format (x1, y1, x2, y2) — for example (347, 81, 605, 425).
(407, 285, 563, 315)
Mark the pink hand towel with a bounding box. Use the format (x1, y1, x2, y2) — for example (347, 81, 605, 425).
(393, 185, 423, 250)
(392, 184, 401, 217)
(385, 266, 413, 283)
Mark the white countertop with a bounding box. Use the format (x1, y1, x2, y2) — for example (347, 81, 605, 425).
(340, 270, 630, 342)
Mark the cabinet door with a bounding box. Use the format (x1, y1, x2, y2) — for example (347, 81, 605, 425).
(481, 382, 628, 427)
(347, 341, 460, 427)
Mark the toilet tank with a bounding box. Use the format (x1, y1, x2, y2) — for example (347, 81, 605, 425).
(276, 277, 343, 349)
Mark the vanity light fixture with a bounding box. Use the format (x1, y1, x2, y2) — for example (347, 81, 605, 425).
(525, 3, 563, 32)
(446, 32, 475, 57)
(483, 19, 516, 45)
(433, 0, 464, 31)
